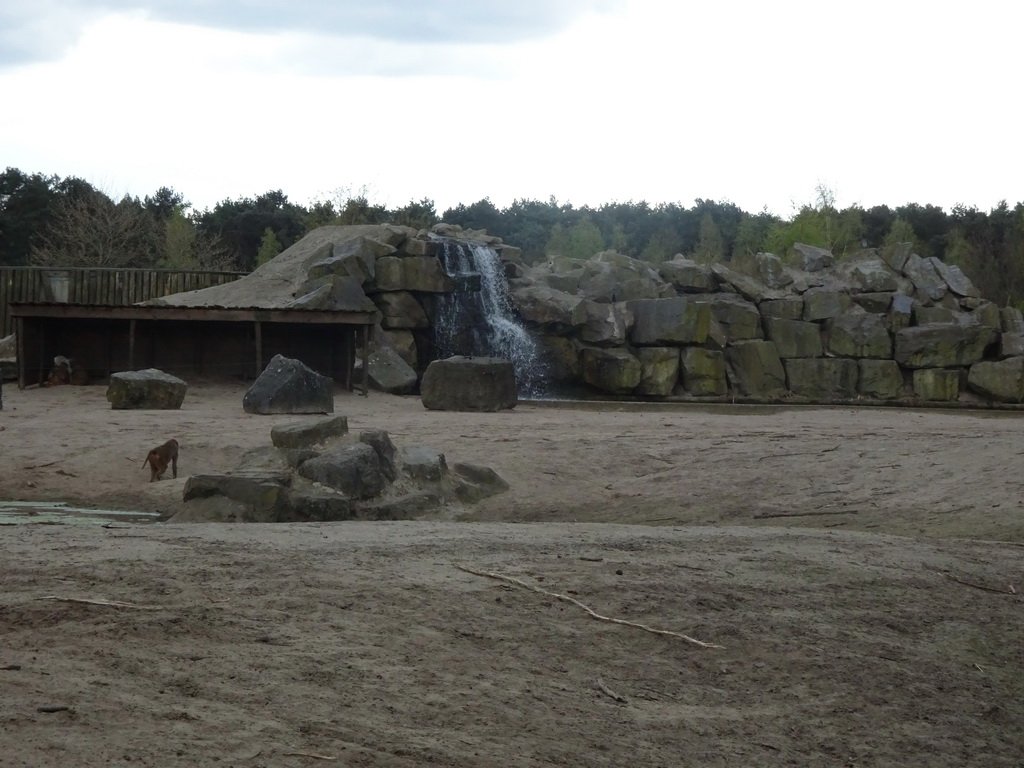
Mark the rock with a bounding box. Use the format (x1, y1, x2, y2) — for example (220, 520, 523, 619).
(794, 243, 835, 272)
(243, 355, 334, 415)
(581, 251, 668, 301)
(355, 492, 443, 520)
(107, 369, 187, 410)
(373, 328, 417, 369)
(366, 346, 418, 395)
(755, 252, 794, 288)
(913, 369, 960, 401)
(420, 356, 517, 411)
(581, 347, 642, 394)
(270, 416, 349, 450)
(297, 443, 384, 499)
(858, 360, 905, 399)
(894, 324, 998, 368)
(399, 237, 439, 258)
(914, 306, 958, 325)
(635, 347, 680, 396)
(889, 294, 914, 332)
(578, 300, 633, 346)
(1000, 333, 1024, 358)
(374, 291, 429, 330)
(825, 312, 893, 359)
(903, 254, 948, 302)
(451, 462, 510, 503)
(837, 256, 901, 293)
(372, 256, 453, 293)
(628, 296, 711, 345)
(784, 358, 859, 400)
(759, 297, 805, 320)
(535, 335, 580, 383)
(852, 292, 896, 314)
(681, 348, 728, 396)
(967, 357, 1024, 403)
(694, 293, 763, 342)
(658, 257, 717, 293)
(402, 446, 449, 483)
(879, 242, 913, 272)
(182, 470, 292, 523)
(931, 259, 980, 298)
(286, 274, 377, 312)
(764, 318, 823, 358)
(359, 430, 399, 481)
(999, 307, 1024, 333)
(724, 341, 787, 398)
(307, 236, 395, 284)
(711, 263, 786, 303)
(802, 288, 852, 321)
(961, 301, 1002, 330)
(511, 284, 586, 332)
(279, 489, 354, 522)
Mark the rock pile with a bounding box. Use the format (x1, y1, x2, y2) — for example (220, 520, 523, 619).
(173, 415, 509, 523)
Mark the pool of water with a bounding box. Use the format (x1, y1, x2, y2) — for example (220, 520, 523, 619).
(0, 500, 161, 526)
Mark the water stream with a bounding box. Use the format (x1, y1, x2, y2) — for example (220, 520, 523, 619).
(0, 500, 160, 526)
(433, 238, 547, 396)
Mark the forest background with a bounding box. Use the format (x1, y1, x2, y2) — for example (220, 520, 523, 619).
(3, 166, 1023, 309)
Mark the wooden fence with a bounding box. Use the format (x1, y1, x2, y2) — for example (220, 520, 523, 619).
(0, 267, 247, 338)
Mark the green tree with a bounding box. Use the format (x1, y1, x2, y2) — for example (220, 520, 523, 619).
(160, 205, 234, 270)
(692, 213, 724, 263)
(883, 218, 920, 251)
(255, 227, 283, 266)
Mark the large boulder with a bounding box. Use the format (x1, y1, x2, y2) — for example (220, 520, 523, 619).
(858, 360, 905, 399)
(359, 430, 399, 481)
(401, 446, 449, 483)
(912, 369, 960, 401)
(803, 288, 852, 321)
(374, 291, 429, 330)
(510, 284, 586, 332)
(285, 274, 377, 313)
(825, 312, 893, 359)
(784, 358, 859, 400)
(297, 443, 384, 499)
(894, 324, 998, 368)
(903, 254, 948, 302)
(182, 470, 292, 523)
(760, 298, 804, 320)
(724, 341, 787, 398)
(450, 462, 510, 503)
(420, 356, 517, 411)
(243, 355, 334, 415)
(755, 252, 794, 289)
(967, 357, 1024, 403)
(694, 293, 763, 341)
(681, 348, 728, 396)
(578, 300, 633, 346)
(371, 256, 453, 293)
(628, 296, 711, 345)
(710, 264, 786, 303)
(107, 369, 187, 410)
(836, 255, 901, 293)
(932, 260, 980, 298)
(635, 347, 680, 396)
(366, 346, 418, 395)
(658, 257, 717, 293)
(793, 243, 835, 272)
(764, 317, 822, 358)
(581, 347, 642, 394)
(270, 416, 349, 450)
(307, 236, 395, 284)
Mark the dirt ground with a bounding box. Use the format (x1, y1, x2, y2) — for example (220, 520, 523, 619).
(1, 382, 1023, 767)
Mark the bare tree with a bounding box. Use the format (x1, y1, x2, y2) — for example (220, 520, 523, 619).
(31, 191, 153, 268)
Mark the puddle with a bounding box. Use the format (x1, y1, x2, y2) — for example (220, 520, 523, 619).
(0, 500, 161, 526)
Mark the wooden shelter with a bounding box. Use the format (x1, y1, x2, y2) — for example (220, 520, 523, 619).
(10, 302, 376, 394)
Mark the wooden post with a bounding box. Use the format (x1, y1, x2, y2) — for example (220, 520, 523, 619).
(17, 316, 25, 389)
(344, 327, 353, 391)
(128, 318, 137, 370)
(37, 319, 46, 387)
(254, 320, 263, 376)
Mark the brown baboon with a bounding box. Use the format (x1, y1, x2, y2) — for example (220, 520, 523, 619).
(144, 439, 179, 482)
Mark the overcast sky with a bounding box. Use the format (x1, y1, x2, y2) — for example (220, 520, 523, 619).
(2, 0, 1021, 218)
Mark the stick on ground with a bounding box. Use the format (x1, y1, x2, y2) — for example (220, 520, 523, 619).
(454, 564, 722, 649)
(38, 596, 163, 610)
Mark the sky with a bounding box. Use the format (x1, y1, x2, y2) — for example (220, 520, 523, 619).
(2, 0, 1022, 218)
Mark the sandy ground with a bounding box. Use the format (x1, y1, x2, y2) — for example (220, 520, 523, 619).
(1, 383, 1023, 766)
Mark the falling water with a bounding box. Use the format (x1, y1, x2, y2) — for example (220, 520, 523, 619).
(433, 238, 547, 396)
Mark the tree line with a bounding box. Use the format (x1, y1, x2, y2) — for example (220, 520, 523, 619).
(3, 168, 1023, 307)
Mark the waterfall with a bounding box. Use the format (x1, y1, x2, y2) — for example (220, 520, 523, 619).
(433, 239, 547, 397)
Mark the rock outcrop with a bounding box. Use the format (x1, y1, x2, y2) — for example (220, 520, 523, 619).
(243, 355, 334, 415)
(420, 356, 518, 411)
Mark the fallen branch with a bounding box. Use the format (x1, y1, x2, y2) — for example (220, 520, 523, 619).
(944, 575, 1018, 595)
(595, 677, 627, 703)
(757, 445, 840, 461)
(454, 564, 722, 649)
(281, 752, 337, 761)
(753, 510, 857, 520)
(38, 596, 163, 610)
(23, 460, 59, 470)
